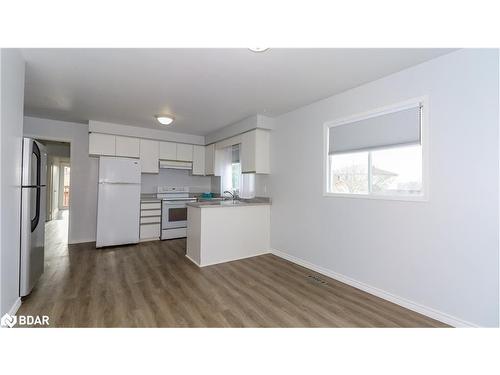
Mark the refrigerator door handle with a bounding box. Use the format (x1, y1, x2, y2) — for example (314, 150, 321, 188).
(31, 187, 41, 232)
(31, 142, 41, 232)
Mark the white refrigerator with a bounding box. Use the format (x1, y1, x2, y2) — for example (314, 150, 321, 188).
(96, 157, 141, 247)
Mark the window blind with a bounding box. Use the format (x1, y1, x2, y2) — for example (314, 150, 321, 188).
(329, 105, 421, 155)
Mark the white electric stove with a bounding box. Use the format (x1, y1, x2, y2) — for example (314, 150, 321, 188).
(157, 186, 196, 240)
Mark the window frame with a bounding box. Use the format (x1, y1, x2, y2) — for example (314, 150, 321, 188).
(323, 96, 429, 202)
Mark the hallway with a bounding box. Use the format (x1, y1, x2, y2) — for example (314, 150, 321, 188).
(45, 209, 69, 259)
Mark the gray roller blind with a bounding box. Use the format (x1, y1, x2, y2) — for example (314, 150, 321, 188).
(329, 105, 421, 155)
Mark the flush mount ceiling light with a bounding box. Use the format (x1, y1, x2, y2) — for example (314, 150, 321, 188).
(155, 115, 174, 126)
(248, 47, 270, 53)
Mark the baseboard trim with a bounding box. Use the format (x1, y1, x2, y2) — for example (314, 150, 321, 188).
(8, 298, 22, 316)
(185, 254, 201, 267)
(271, 249, 479, 328)
(68, 239, 95, 245)
(187, 251, 270, 268)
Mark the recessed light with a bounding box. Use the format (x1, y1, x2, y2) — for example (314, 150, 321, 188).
(155, 115, 174, 126)
(248, 47, 269, 53)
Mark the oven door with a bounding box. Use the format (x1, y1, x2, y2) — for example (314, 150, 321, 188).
(162, 201, 188, 229)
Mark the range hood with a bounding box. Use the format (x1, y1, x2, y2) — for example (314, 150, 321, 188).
(159, 160, 193, 170)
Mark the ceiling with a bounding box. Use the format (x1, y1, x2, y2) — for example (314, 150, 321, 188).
(22, 48, 454, 136)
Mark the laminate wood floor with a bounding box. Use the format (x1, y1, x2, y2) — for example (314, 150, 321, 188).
(18, 233, 448, 327)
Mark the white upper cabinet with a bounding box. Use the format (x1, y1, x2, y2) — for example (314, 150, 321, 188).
(140, 139, 159, 173)
(204, 144, 215, 175)
(115, 136, 140, 158)
(176, 143, 193, 162)
(192, 145, 205, 175)
(240, 129, 270, 174)
(88, 129, 270, 175)
(89, 133, 116, 156)
(159, 141, 177, 160)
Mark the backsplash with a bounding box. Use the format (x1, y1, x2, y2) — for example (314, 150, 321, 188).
(141, 169, 212, 194)
(141, 169, 270, 196)
(210, 174, 269, 197)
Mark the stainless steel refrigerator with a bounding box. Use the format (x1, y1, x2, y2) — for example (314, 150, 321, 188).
(20, 138, 47, 296)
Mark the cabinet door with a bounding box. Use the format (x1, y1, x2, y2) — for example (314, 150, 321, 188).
(254, 129, 270, 174)
(240, 129, 270, 174)
(159, 141, 177, 160)
(192, 145, 205, 175)
(140, 139, 159, 173)
(240, 131, 256, 173)
(115, 136, 140, 158)
(89, 133, 115, 156)
(140, 223, 160, 240)
(176, 144, 193, 162)
(204, 144, 215, 175)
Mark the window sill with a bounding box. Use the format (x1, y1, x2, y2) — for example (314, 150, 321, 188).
(323, 192, 428, 202)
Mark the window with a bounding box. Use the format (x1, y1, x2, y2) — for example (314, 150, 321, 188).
(231, 145, 241, 194)
(220, 144, 256, 198)
(325, 99, 426, 200)
(329, 151, 369, 194)
(329, 144, 422, 196)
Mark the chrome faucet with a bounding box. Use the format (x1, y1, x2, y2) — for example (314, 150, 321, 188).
(223, 190, 238, 201)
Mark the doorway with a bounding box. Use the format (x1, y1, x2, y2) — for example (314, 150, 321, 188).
(38, 140, 71, 257)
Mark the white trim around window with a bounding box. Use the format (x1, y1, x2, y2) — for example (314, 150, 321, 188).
(323, 96, 429, 202)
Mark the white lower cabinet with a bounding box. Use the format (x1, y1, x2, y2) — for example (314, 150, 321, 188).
(140, 139, 160, 173)
(140, 202, 161, 210)
(140, 223, 161, 240)
(140, 201, 161, 241)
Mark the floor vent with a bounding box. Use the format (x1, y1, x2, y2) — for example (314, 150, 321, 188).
(308, 275, 327, 285)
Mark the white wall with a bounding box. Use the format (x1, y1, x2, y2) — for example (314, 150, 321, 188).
(141, 168, 212, 194)
(24, 117, 98, 244)
(0, 49, 25, 316)
(270, 49, 499, 327)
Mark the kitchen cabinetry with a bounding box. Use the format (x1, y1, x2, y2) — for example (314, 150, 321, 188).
(140, 139, 159, 173)
(115, 136, 140, 158)
(140, 201, 161, 241)
(89, 133, 115, 156)
(192, 145, 205, 175)
(204, 144, 215, 175)
(159, 141, 177, 160)
(176, 143, 193, 162)
(88, 128, 270, 176)
(241, 129, 270, 174)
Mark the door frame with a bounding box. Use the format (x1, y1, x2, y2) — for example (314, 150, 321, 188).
(28, 136, 72, 244)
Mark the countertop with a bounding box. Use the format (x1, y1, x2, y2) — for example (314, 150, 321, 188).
(187, 198, 271, 209)
(140, 194, 161, 202)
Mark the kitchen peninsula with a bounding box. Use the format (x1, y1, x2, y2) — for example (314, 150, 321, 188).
(186, 200, 271, 267)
